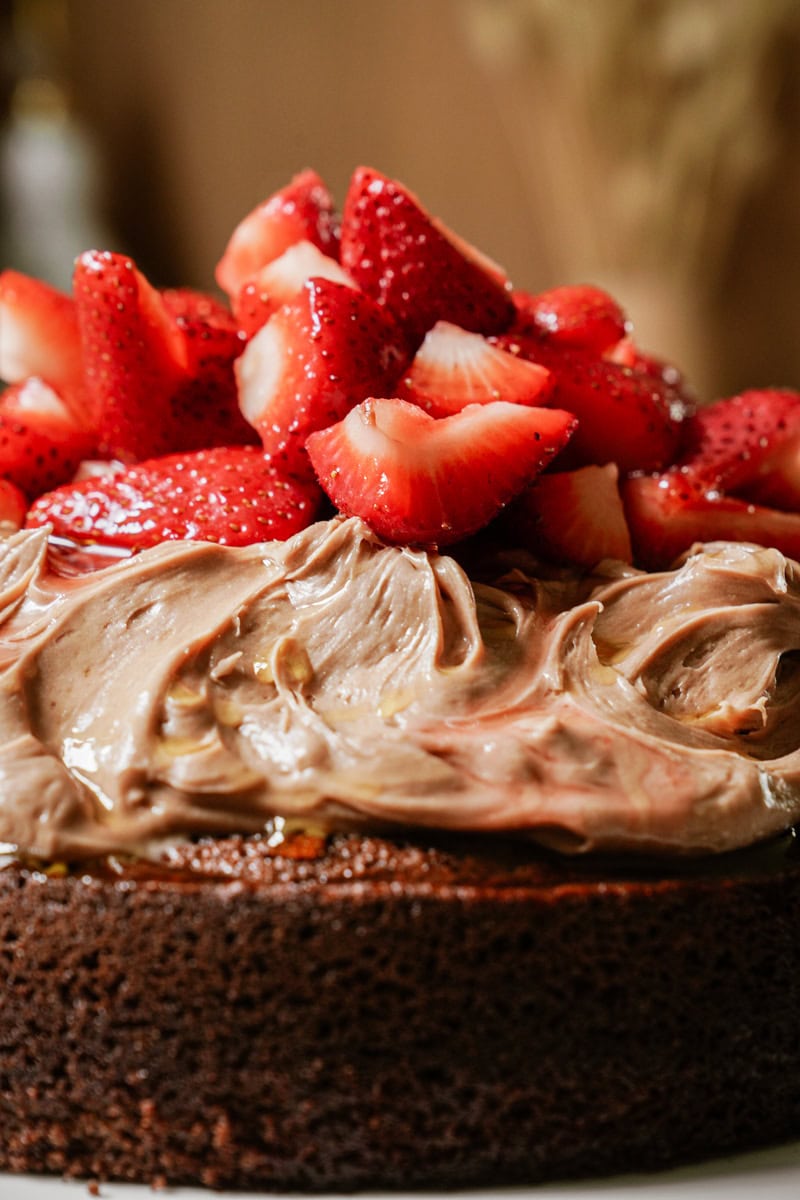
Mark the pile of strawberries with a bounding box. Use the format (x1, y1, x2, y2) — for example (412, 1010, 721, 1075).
(2, 164, 800, 572)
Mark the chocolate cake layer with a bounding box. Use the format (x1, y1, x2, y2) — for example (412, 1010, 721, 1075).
(0, 830, 798, 1190)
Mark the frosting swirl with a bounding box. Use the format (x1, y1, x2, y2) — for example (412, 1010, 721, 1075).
(0, 518, 798, 859)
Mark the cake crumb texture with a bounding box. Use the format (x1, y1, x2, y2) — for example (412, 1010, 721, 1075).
(0, 833, 798, 1190)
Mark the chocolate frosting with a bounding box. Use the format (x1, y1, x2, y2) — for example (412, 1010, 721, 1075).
(0, 518, 798, 859)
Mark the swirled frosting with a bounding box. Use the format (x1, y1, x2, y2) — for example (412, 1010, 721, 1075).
(0, 516, 798, 859)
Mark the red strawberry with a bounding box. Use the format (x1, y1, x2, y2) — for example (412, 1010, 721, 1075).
(0, 479, 28, 529)
(339, 167, 515, 342)
(27, 445, 321, 551)
(622, 473, 800, 569)
(167, 334, 258, 452)
(0, 378, 96, 498)
(73, 250, 189, 460)
(236, 277, 409, 476)
(0, 269, 84, 404)
(306, 397, 576, 546)
(508, 464, 633, 566)
(511, 284, 628, 354)
(493, 336, 685, 473)
(232, 240, 355, 338)
(160, 286, 237, 329)
(743, 435, 800, 511)
(215, 169, 340, 299)
(605, 337, 695, 406)
(163, 289, 256, 450)
(674, 389, 800, 504)
(395, 321, 553, 416)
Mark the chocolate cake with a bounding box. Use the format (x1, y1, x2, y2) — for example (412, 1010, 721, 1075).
(3, 163, 800, 1191)
(0, 829, 799, 1191)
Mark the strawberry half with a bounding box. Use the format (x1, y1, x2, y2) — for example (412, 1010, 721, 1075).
(508, 463, 633, 566)
(27, 445, 321, 551)
(236, 277, 409, 476)
(605, 337, 695, 407)
(395, 321, 553, 416)
(232, 240, 355, 338)
(0, 270, 84, 405)
(162, 289, 256, 450)
(674, 388, 800, 505)
(622, 473, 800, 570)
(339, 167, 515, 342)
(73, 250, 189, 460)
(512, 284, 628, 355)
(493, 336, 685, 473)
(160, 286, 237, 328)
(306, 397, 576, 546)
(215, 169, 340, 299)
(0, 378, 96, 498)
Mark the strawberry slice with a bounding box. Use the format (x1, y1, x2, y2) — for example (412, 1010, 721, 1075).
(395, 321, 553, 416)
(493, 336, 685, 473)
(167, 330, 258, 452)
(162, 288, 256, 450)
(236, 277, 409, 476)
(744, 436, 800, 511)
(0, 378, 96, 498)
(511, 284, 628, 354)
(215, 169, 340, 299)
(339, 167, 515, 342)
(0, 270, 84, 404)
(306, 397, 576, 546)
(160, 287, 237, 328)
(605, 337, 695, 404)
(508, 464, 633, 566)
(26, 445, 321, 551)
(232, 241, 355, 338)
(674, 388, 800, 504)
(73, 250, 189, 460)
(622, 473, 800, 569)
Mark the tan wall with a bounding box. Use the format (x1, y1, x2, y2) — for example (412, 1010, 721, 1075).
(57, 0, 800, 399)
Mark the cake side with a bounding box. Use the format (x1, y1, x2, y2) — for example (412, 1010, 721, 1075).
(0, 833, 798, 1190)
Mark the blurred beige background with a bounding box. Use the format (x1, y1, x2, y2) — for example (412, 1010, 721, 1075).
(2, 0, 800, 401)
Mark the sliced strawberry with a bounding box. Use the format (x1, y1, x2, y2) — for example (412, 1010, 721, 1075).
(167, 334, 258, 452)
(395, 321, 553, 416)
(674, 389, 800, 504)
(306, 397, 576, 546)
(493, 336, 685, 473)
(26, 445, 321, 551)
(164, 292, 256, 450)
(236, 277, 409, 476)
(508, 464, 632, 566)
(622, 473, 800, 569)
(73, 250, 189, 460)
(511, 284, 628, 354)
(339, 167, 515, 342)
(0, 479, 28, 529)
(743, 435, 800, 511)
(0, 378, 96, 498)
(605, 336, 695, 405)
(215, 169, 340, 299)
(160, 286, 237, 329)
(232, 241, 355, 338)
(0, 270, 84, 403)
